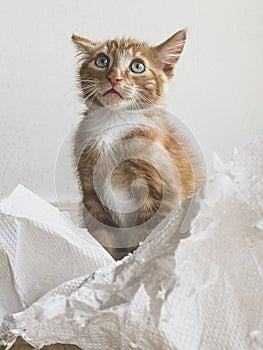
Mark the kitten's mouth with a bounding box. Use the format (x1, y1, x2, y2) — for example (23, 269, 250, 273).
(103, 88, 123, 99)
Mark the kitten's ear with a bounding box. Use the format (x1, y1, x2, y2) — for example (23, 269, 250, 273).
(71, 34, 96, 55)
(155, 29, 187, 77)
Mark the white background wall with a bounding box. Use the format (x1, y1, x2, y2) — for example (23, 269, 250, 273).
(0, 0, 262, 202)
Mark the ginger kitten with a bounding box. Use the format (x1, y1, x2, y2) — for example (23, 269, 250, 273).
(72, 30, 205, 260)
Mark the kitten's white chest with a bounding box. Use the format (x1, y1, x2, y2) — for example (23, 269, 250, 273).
(74, 108, 155, 156)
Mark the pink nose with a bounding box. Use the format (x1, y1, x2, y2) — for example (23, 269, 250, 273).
(108, 71, 122, 86)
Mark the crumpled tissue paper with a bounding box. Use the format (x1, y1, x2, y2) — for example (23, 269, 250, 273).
(0, 136, 263, 350)
(0, 186, 114, 322)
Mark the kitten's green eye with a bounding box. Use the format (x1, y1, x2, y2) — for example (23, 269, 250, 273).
(95, 54, 109, 68)
(130, 60, 145, 74)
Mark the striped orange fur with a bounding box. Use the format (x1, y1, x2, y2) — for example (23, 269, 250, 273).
(72, 30, 205, 260)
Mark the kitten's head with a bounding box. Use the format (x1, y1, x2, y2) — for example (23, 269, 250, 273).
(72, 30, 186, 110)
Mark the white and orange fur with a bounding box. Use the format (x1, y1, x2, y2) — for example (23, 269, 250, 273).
(72, 30, 205, 259)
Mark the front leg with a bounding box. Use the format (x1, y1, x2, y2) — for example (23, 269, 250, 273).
(82, 189, 123, 259)
(82, 189, 116, 227)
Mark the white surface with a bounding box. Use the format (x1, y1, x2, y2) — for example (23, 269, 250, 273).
(0, 137, 262, 350)
(0, 0, 263, 202)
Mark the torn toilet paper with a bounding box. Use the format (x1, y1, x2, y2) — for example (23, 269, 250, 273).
(0, 136, 263, 350)
(0, 186, 114, 322)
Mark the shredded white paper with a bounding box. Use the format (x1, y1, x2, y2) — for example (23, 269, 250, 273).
(0, 186, 114, 321)
(0, 136, 263, 350)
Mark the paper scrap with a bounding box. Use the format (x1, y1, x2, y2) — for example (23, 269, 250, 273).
(0, 185, 114, 323)
(0, 136, 263, 350)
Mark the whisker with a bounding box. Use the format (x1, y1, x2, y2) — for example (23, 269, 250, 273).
(137, 87, 164, 101)
(83, 87, 98, 102)
(81, 79, 98, 83)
